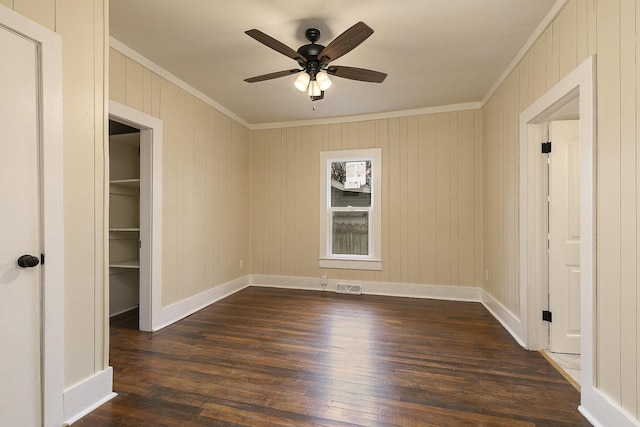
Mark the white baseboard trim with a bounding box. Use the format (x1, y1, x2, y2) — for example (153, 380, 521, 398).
(580, 387, 640, 427)
(480, 289, 526, 347)
(249, 274, 482, 302)
(249, 274, 321, 289)
(153, 275, 250, 331)
(109, 304, 139, 318)
(63, 367, 116, 425)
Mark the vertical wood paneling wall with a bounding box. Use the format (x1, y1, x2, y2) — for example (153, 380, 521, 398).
(251, 111, 483, 288)
(596, 0, 640, 415)
(483, 0, 595, 319)
(1, 0, 109, 388)
(484, 0, 640, 420)
(109, 48, 251, 307)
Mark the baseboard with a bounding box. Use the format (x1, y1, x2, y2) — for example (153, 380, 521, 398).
(249, 274, 482, 302)
(109, 304, 139, 318)
(580, 387, 640, 427)
(153, 275, 250, 331)
(480, 289, 526, 347)
(154, 274, 484, 332)
(63, 367, 116, 425)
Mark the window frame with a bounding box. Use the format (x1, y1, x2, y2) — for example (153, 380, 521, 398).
(319, 148, 382, 270)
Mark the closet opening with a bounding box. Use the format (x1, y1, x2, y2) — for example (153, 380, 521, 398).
(108, 120, 142, 326)
(108, 100, 163, 332)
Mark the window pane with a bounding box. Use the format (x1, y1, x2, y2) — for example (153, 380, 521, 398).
(332, 211, 368, 255)
(330, 161, 371, 207)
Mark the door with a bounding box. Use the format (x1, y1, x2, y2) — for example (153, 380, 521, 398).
(548, 120, 580, 354)
(0, 26, 42, 426)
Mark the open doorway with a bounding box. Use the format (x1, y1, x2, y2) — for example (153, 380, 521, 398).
(518, 57, 595, 415)
(108, 101, 163, 332)
(108, 121, 142, 325)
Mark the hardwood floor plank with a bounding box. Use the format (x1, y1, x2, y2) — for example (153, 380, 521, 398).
(76, 288, 589, 426)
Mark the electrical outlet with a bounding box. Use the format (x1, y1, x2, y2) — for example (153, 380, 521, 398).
(240, 259, 244, 269)
(321, 275, 328, 285)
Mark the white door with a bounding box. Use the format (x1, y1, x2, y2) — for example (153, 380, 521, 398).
(548, 120, 581, 354)
(0, 26, 42, 426)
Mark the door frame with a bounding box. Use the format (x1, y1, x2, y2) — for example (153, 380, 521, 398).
(108, 101, 163, 332)
(0, 5, 64, 426)
(519, 56, 596, 414)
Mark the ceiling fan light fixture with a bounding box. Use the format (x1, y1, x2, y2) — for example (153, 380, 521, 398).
(308, 80, 321, 97)
(294, 72, 310, 91)
(315, 71, 332, 91)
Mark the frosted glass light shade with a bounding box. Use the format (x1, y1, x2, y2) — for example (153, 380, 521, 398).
(294, 72, 310, 91)
(315, 71, 332, 91)
(308, 80, 321, 97)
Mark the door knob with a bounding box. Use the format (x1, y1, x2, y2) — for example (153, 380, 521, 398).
(17, 255, 40, 268)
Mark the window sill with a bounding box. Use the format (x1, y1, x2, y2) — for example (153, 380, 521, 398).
(319, 258, 382, 271)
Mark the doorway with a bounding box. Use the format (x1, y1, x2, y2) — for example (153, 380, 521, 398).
(518, 56, 595, 414)
(108, 121, 142, 322)
(108, 101, 163, 332)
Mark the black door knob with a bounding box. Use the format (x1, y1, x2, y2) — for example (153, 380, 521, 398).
(17, 255, 40, 268)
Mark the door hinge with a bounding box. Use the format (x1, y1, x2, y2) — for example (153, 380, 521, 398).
(542, 310, 552, 322)
(541, 141, 552, 153)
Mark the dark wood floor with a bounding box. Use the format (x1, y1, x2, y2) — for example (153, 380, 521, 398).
(76, 287, 589, 426)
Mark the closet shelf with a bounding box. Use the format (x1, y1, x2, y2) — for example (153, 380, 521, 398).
(109, 228, 140, 232)
(110, 178, 140, 186)
(109, 259, 140, 269)
(110, 179, 140, 196)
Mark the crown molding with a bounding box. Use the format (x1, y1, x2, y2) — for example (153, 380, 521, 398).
(109, 38, 482, 130)
(109, 36, 253, 130)
(250, 102, 482, 130)
(480, 0, 569, 107)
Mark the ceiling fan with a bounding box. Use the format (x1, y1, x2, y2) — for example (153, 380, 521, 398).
(244, 21, 387, 101)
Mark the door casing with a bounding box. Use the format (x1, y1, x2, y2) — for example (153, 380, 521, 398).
(519, 56, 595, 415)
(108, 101, 163, 332)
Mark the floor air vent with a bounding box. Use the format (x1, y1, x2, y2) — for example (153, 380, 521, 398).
(335, 284, 362, 295)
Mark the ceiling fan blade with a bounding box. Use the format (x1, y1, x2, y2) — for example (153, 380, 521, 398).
(244, 69, 303, 83)
(245, 29, 307, 64)
(318, 22, 374, 64)
(326, 66, 387, 83)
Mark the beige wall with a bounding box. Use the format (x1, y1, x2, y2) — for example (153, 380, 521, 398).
(483, 0, 595, 317)
(0, 0, 109, 387)
(484, 0, 640, 419)
(109, 48, 251, 306)
(596, 0, 640, 415)
(251, 111, 483, 287)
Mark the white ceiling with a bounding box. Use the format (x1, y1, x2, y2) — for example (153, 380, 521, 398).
(109, 0, 558, 126)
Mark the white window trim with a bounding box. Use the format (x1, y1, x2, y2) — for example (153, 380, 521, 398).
(319, 148, 382, 270)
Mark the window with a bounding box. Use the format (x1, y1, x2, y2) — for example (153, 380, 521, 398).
(319, 149, 382, 270)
